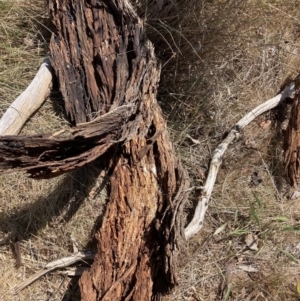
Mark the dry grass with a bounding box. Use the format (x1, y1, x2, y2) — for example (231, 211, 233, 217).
(1, 0, 300, 300)
(141, 0, 300, 300)
(0, 2, 107, 300)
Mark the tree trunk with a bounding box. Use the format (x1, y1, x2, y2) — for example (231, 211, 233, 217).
(49, 1, 190, 300)
(284, 76, 300, 187)
(0, 0, 190, 300)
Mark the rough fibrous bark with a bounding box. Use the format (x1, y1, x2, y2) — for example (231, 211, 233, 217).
(0, 0, 190, 300)
(0, 104, 134, 178)
(284, 76, 300, 187)
(48, 1, 190, 299)
(48, 0, 150, 126)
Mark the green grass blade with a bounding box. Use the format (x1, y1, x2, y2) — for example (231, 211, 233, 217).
(252, 191, 262, 208)
(249, 201, 260, 225)
(279, 248, 299, 264)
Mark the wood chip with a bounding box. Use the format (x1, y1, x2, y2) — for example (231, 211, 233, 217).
(238, 265, 258, 273)
(245, 233, 259, 251)
(291, 190, 300, 200)
(13, 238, 22, 268)
(260, 120, 272, 130)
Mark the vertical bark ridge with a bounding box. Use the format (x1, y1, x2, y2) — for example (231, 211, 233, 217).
(0, 1, 190, 299)
(284, 76, 300, 187)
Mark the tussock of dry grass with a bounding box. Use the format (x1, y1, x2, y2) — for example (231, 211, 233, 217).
(0, 2, 107, 300)
(2, 0, 300, 300)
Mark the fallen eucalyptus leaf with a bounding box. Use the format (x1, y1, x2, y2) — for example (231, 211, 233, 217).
(213, 223, 227, 236)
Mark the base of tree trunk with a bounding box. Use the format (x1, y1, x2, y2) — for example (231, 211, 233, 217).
(0, 1, 190, 299)
(48, 1, 190, 300)
(79, 105, 189, 300)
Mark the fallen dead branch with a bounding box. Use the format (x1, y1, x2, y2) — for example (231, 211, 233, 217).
(14, 251, 95, 294)
(1, 0, 190, 298)
(2, 0, 298, 298)
(184, 82, 295, 239)
(7, 71, 298, 294)
(0, 58, 53, 136)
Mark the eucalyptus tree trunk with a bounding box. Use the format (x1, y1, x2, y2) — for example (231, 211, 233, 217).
(48, 2, 189, 299)
(284, 76, 300, 187)
(0, 0, 190, 300)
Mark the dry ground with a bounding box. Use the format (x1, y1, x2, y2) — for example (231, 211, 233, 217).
(1, 0, 300, 300)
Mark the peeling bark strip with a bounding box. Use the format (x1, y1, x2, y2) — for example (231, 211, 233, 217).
(0, 105, 134, 178)
(284, 76, 300, 187)
(0, 0, 189, 300)
(0, 0, 160, 179)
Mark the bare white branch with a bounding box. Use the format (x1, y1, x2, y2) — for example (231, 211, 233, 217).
(14, 251, 95, 294)
(0, 58, 53, 136)
(184, 83, 295, 240)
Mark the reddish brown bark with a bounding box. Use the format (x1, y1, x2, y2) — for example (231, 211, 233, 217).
(284, 76, 300, 187)
(48, 1, 190, 299)
(0, 105, 134, 178)
(0, 0, 190, 300)
(79, 107, 189, 300)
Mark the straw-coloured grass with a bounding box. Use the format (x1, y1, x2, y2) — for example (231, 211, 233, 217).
(1, 0, 300, 300)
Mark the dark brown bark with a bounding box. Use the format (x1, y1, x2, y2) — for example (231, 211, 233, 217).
(0, 0, 190, 300)
(284, 76, 300, 187)
(48, 0, 153, 126)
(0, 105, 134, 178)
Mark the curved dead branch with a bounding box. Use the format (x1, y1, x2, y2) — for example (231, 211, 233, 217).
(14, 251, 95, 294)
(184, 82, 295, 239)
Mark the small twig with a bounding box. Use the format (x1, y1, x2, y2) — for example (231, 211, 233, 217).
(13, 251, 95, 294)
(186, 134, 201, 145)
(184, 82, 295, 239)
